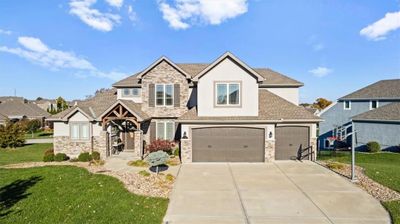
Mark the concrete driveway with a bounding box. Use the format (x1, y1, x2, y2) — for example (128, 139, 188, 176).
(164, 161, 390, 224)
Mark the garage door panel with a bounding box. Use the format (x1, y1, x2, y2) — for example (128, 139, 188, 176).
(192, 127, 264, 162)
(275, 126, 309, 160)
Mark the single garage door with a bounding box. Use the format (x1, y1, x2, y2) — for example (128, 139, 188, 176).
(275, 126, 310, 160)
(192, 127, 265, 162)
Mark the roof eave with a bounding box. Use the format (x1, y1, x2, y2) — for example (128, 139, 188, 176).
(177, 119, 321, 124)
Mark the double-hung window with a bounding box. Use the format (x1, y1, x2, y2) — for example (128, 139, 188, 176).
(216, 82, 240, 106)
(70, 123, 90, 141)
(156, 121, 175, 140)
(370, 100, 378, 110)
(344, 100, 351, 110)
(156, 84, 173, 106)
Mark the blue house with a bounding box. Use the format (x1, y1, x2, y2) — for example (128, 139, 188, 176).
(318, 79, 400, 150)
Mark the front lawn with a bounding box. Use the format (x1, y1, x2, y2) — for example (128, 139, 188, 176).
(0, 144, 52, 166)
(0, 166, 168, 223)
(318, 151, 400, 223)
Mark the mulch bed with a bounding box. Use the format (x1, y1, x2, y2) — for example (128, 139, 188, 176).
(318, 161, 400, 202)
(2, 161, 175, 198)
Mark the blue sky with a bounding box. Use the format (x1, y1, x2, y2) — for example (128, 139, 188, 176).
(0, 0, 399, 103)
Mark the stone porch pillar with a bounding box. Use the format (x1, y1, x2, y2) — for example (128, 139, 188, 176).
(180, 138, 192, 163)
(265, 139, 275, 162)
(134, 130, 143, 159)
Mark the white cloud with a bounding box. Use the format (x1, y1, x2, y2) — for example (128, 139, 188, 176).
(309, 67, 332, 77)
(128, 5, 137, 22)
(158, 0, 248, 30)
(360, 11, 400, 41)
(69, 0, 121, 32)
(105, 0, 123, 8)
(0, 36, 126, 80)
(0, 29, 12, 35)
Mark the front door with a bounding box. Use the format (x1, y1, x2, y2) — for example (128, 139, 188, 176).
(125, 131, 135, 150)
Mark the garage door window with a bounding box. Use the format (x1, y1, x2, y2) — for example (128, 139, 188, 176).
(156, 121, 174, 140)
(216, 82, 240, 106)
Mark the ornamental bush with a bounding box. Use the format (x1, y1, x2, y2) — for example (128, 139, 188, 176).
(0, 121, 26, 148)
(146, 139, 175, 154)
(78, 152, 92, 162)
(54, 153, 69, 162)
(91, 151, 101, 161)
(366, 141, 381, 153)
(146, 151, 169, 172)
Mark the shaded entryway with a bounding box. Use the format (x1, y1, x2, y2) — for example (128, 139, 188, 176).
(192, 127, 265, 162)
(164, 162, 390, 223)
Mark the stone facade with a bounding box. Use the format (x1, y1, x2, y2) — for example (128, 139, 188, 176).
(133, 130, 142, 158)
(54, 136, 92, 158)
(93, 131, 107, 159)
(141, 61, 190, 118)
(265, 139, 275, 162)
(180, 138, 192, 163)
(310, 137, 317, 161)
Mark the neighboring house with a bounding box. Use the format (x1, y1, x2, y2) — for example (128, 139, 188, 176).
(305, 107, 320, 115)
(49, 52, 320, 162)
(0, 100, 50, 126)
(318, 79, 400, 150)
(0, 96, 25, 104)
(30, 99, 57, 112)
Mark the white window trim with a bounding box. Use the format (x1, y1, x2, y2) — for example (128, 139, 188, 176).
(70, 122, 90, 142)
(215, 82, 241, 107)
(132, 88, 140, 97)
(155, 84, 174, 107)
(156, 121, 175, 140)
(369, 100, 379, 110)
(343, 100, 351, 110)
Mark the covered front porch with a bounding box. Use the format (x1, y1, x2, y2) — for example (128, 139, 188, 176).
(100, 101, 146, 160)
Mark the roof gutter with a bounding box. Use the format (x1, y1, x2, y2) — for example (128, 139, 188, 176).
(177, 119, 322, 124)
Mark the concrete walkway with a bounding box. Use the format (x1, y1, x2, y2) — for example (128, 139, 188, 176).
(26, 138, 53, 144)
(164, 161, 390, 224)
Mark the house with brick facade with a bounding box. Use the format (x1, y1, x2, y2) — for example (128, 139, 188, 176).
(49, 52, 320, 162)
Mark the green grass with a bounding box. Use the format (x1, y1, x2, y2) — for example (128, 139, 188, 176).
(0, 144, 52, 166)
(318, 151, 400, 223)
(24, 131, 53, 139)
(0, 166, 168, 223)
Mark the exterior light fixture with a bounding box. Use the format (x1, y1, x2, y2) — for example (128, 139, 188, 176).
(269, 131, 273, 139)
(182, 131, 188, 139)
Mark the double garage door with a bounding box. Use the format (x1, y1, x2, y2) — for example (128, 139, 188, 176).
(192, 126, 309, 162)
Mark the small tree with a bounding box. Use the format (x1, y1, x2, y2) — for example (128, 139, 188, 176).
(366, 141, 381, 153)
(146, 151, 169, 174)
(26, 119, 42, 138)
(56, 97, 69, 113)
(312, 98, 332, 110)
(0, 120, 26, 148)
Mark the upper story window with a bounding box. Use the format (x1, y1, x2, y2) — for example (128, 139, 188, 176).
(215, 82, 240, 106)
(156, 84, 173, 106)
(344, 100, 351, 110)
(370, 100, 379, 110)
(122, 88, 140, 97)
(70, 123, 89, 141)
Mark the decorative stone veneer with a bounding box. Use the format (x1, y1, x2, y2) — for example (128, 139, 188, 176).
(310, 137, 317, 161)
(133, 130, 142, 158)
(93, 131, 107, 159)
(180, 138, 192, 163)
(141, 61, 189, 118)
(54, 136, 92, 158)
(265, 139, 275, 162)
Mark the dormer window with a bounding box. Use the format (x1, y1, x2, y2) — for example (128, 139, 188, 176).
(122, 88, 140, 97)
(370, 100, 379, 110)
(344, 100, 351, 110)
(215, 82, 241, 106)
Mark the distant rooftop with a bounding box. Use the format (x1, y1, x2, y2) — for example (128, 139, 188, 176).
(339, 79, 400, 100)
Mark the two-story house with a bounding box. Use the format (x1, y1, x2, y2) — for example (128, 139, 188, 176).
(49, 52, 320, 163)
(318, 79, 400, 150)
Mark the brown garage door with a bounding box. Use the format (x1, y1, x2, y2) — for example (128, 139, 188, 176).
(192, 127, 265, 162)
(275, 126, 309, 160)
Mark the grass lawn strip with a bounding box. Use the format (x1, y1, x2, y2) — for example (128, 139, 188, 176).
(0, 143, 52, 166)
(0, 166, 168, 224)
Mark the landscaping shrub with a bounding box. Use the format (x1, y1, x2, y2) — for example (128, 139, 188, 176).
(0, 121, 26, 148)
(78, 152, 92, 162)
(91, 151, 101, 161)
(54, 153, 69, 162)
(146, 139, 175, 154)
(173, 147, 179, 157)
(44, 148, 54, 155)
(146, 151, 169, 174)
(138, 170, 150, 177)
(165, 174, 175, 181)
(366, 141, 381, 153)
(326, 161, 345, 170)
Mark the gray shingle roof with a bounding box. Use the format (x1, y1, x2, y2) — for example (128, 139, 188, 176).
(49, 89, 150, 121)
(178, 90, 320, 122)
(340, 79, 400, 100)
(352, 102, 400, 122)
(0, 101, 49, 118)
(112, 63, 303, 87)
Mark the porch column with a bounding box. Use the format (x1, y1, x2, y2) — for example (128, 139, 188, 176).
(265, 125, 275, 162)
(133, 130, 143, 158)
